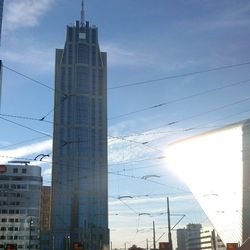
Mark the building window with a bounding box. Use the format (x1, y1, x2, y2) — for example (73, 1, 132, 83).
(68, 44, 73, 64)
(67, 67, 72, 93)
(98, 99, 103, 126)
(76, 96, 89, 124)
(92, 46, 96, 66)
(78, 43, 89, 64)
(13, 168, 18, 173)
(92, 29, 96, 43)
(98, 70, 103, 96)
(75, 128, 89, 157)
(61, 67, 66, 93)
(68, 27, 73, 42)
(76, 66, 90, 93)
(92, 69, 96, 94)
(91, 98, 96, 126)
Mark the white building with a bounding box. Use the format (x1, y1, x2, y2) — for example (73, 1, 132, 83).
(0, 161, 42, 250)
(167, 119, 250, 246)
(177, 224, 226, 250)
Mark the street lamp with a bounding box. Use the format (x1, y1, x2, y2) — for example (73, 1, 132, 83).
(28, 217, 34, 250)
(66, 235, 71, 250)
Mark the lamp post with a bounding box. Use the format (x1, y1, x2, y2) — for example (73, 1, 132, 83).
(28, 217, 33, 250)
(66, 235, 70, 250)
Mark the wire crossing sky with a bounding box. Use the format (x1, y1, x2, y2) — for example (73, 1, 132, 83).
(0, 0, 250, 248)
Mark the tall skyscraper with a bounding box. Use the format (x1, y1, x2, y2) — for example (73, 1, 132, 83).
(0, 0, 3, 43)
(51, 2, 109, 250)
(0, 0, 3, 110)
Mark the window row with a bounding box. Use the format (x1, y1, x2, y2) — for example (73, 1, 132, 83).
(0, 183, 40, 190)
(0, 209, 39, 215)
(12, 168, 27, 174)
(0, 227, 37, 232)
(1, 218, 39, 223)
(0, 244, 39, 249)
(60, 66, 105, 96)
(67, 26, 97, 44)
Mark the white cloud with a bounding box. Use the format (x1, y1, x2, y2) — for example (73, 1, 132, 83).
(2, 45, 55, 72)
(102, 42, 154, 68)
(4, 0, 55, 31)
(0, 139, 52, 163)
(109, 194, 194, 206)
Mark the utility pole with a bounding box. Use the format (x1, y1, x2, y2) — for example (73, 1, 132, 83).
(153, 221, 156, 250)
(146, 239, 149, 250)
(111, 241, 112, 250)
(124, 242, 126, 250)
(167, 197, 173, 250)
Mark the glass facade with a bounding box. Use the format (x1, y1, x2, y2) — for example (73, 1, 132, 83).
(167, 120, 250, 245)
(51, 20, 108, 250)
(0, 0, 3, 44)
(0, 0, 3, 110)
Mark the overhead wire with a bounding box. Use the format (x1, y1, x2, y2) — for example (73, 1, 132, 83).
(109, 61, 250, 90)
(0, 135, 47, 150)
(133, 96, 250, 134)
(2, 64, 55, 92)
(109, 78, 250, 120)
(3, 61, 250, 123)
(0, 115, 52, 137)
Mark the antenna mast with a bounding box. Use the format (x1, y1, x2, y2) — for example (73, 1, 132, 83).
(80, 0, 85, 26)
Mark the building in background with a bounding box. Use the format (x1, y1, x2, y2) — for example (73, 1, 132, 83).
(168, 119, 250, 246)
(176, 224, 226, 250)
(51, 2, 109, 250)
(40, 186, 51, 250)
(176, 228, 186, 250)
(41, 186, 51, 233)
(0, 161, 42, 250)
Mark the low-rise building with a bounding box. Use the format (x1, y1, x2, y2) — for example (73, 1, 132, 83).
(177, 224, 226, 250)
(0, 161, 42, 250)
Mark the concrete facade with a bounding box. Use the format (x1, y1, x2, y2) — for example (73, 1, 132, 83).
(0, 163, 42, 250)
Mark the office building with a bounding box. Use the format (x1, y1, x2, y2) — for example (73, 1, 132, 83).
(167, 119, 250, 246)
(51, 2, 109, 250)
(0, 0, 3, 110)
(41, 186, 51, 233)
(0, 161, 42, 250)
(0, 0, 3, 43)
(176, 224, 226, 250)
(176, 228, 186, 250)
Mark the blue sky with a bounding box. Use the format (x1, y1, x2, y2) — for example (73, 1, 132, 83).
(1, 0, 250, 248)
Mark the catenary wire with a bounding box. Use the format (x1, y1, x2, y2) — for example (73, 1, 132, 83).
(109, 61, 250, 90)
(109, 78, 250, 120)
(3, 61, 250, 122)
(0, 115, 52, 137)
(0, 135, 47, 150)
(2, 77, 250, 123)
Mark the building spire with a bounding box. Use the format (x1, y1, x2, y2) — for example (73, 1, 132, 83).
(80, 0, 85, 26)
